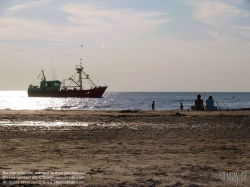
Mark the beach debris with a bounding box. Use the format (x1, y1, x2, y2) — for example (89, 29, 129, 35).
(120, 109, 140, 113)
(171, 112, 187, 117)
(220, 146, 228, 150)
(165, 181, 182, 187)
(146, 179, 155, 183)
(118, 181, 127, 187)
(146, 178, 161, 186)
(220, 156, 226, 160)
(239, 108, 250, 110)
(199, 166, 218, 171)
(188, 184, 199, 187)
(154, 172, 167, 176)
(133, 172, 142, 176)
(89, 123, 98, 126)
(148, 183, 157, 187)
(86, 168, 105, 175)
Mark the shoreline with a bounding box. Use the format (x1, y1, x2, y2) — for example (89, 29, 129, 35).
(1, 109, 250, 123)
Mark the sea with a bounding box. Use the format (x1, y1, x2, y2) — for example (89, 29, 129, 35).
(0, 91, 249, 111)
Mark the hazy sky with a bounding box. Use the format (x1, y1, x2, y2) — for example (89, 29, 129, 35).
(0, 0, 250, 91)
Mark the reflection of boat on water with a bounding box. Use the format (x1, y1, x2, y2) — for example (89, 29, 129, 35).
(28, 60, 107, 98)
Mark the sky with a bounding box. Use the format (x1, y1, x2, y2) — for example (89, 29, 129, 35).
(0, 0, 250, 91)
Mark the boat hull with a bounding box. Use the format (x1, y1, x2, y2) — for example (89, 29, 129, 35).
(28, 87, 107, 98)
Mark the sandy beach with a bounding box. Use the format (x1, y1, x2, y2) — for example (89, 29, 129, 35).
(0, 109, 250, 186)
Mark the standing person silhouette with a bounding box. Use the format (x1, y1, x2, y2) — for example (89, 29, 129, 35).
(195, 94, 204, 111)
(180, 102, 183, 110)
(152, 101, 155, 110)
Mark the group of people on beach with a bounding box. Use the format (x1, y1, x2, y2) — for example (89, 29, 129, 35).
(179, 94, 217, 111)
(184, 94, 217, 111)
(152, 93, 217, 111)
(191, 94, 217, 111)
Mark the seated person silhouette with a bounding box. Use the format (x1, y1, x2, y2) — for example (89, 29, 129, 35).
(205, 96, 217, 111)
(195, 94, 204, 111)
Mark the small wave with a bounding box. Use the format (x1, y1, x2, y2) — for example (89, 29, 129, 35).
(60, 105, 75, 109)
(93, 105, 114, 109)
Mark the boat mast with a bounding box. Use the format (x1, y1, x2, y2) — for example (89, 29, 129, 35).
(76, 59, 83, 90)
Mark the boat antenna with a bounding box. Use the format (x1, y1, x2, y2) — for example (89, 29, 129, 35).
(50, 53, 55, 80)
(80, 58, 82, 65)
(54, 66, 57, 80)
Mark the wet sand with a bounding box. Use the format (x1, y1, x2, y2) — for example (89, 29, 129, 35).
(0, 110, 250, 186)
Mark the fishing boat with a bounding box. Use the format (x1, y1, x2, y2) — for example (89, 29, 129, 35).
(27, 61, 107, 98)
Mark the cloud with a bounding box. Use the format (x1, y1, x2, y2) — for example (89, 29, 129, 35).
(4, 0, 51, 15)
(218, 0, 246, 5)
(235, 26, 250, 43)
(0, 17, 69, 42)
(0, 2, 172, 52)
(185, 0, 250, 51)
(190, 1, 242, 27)
(59, 3, 171, 36)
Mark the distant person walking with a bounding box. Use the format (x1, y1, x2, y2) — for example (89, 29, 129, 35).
(180, 102, 183, 110)
(195, 94, 204, 111)
(152, 101, 155, 110)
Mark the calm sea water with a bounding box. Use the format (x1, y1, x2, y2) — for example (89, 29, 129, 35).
(0, 91, 249, 110)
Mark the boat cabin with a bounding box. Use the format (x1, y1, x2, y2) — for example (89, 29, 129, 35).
(29, 80, 61, 91)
